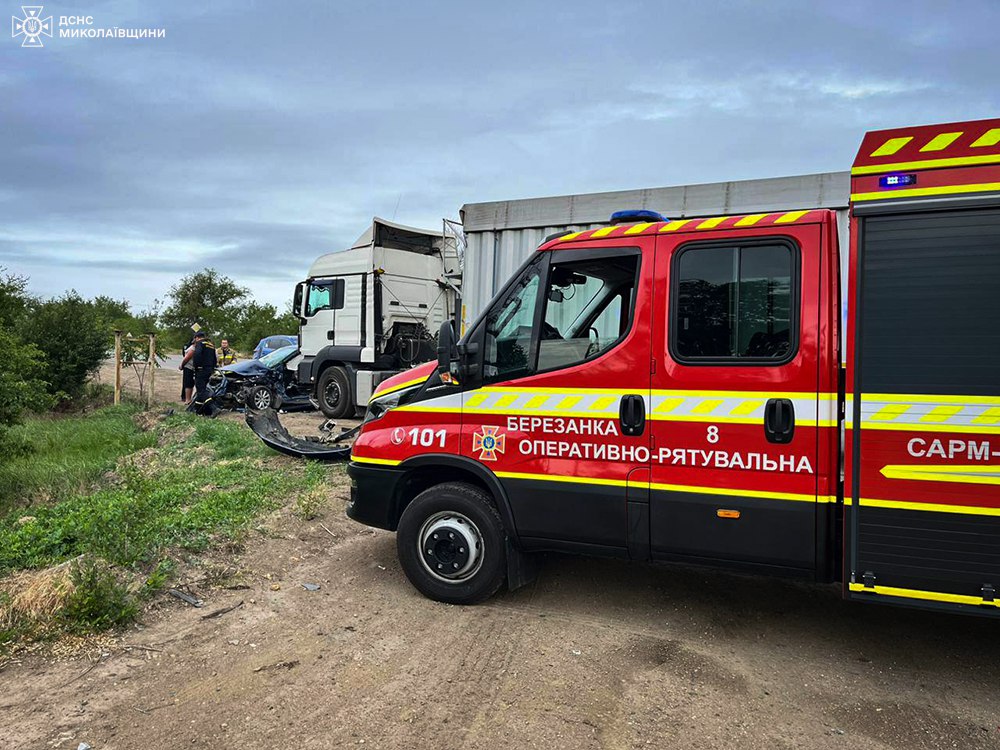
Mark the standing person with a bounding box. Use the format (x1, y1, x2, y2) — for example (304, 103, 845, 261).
(218, 338, 238, 366)
(179, 338, 196, 403)
(181, 331, 218, 416)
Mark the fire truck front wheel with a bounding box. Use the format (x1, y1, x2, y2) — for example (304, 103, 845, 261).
(397, 482, 507, 604)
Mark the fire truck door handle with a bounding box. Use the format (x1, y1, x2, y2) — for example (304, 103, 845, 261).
(764, 398, 795, 444)
(619, 395, 645, 437)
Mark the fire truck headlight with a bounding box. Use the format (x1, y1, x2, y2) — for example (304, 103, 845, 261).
(364, 388, 410, 423)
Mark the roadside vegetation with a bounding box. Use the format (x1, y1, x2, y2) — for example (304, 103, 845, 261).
(0, 408, 333, 655)
(0, 404, 157, 515)
(0, 264, 319, 657)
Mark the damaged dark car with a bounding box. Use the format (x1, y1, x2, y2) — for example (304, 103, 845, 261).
(209, 345, 314, 412)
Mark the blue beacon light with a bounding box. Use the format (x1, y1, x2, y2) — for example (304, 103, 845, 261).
(609, 209, 667, 224)
(879, 174, 918, 189)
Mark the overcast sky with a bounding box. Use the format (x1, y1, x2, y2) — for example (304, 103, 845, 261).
(2, 0, 998, 312)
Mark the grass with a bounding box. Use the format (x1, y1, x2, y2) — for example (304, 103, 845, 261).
(0, 405, 157, 515)
(0, 408, 334, 652)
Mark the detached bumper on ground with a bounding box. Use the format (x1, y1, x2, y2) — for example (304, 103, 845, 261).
(244, 408, 355, 461)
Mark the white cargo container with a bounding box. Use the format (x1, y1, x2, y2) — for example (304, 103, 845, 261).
(459, 172, 851, 330)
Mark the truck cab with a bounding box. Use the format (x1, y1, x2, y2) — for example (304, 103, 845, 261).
(293, 217, 459, 417)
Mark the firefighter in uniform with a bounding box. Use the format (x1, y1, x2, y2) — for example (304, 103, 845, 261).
(181, 331, 218, 416)
(218, 339, 238, 366)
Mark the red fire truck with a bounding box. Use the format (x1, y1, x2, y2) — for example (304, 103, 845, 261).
(345, 117, 1000, 614)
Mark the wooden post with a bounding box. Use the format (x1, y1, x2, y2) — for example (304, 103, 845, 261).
(148, 333, 157, 408)
(113, 330, 122, 405)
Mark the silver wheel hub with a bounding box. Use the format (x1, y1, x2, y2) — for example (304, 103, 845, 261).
(418, 512, 484, 583)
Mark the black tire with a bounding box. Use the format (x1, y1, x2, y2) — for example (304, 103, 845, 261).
(397, 482, 507, 605)
(317, 366, 351, 418)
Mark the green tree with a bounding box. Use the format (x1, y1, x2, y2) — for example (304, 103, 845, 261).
(0, 326, 54, 448)
(160, 269, 247, 349)
(230, 302, 299, 353)
(0, 268, 32, 329)
(20, 292, 110, 400)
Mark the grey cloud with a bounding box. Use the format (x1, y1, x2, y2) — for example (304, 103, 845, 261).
(1, 0, 998, 310)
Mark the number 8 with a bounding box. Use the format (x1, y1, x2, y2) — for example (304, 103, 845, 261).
(706, 425, 719, 444)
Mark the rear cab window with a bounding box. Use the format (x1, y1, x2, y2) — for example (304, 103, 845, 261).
(671, 240, 799, 365)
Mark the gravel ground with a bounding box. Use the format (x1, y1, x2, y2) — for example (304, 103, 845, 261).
(3, 461, 1000, 750)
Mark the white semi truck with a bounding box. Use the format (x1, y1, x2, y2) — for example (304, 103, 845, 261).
(291, 217, 460, 418)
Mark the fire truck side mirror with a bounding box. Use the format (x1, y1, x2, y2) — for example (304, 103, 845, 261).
(437, 320, 458, 375)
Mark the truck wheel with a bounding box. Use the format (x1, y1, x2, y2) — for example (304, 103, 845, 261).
(317, 366, 351, 418)
(396, 482, 507, 604)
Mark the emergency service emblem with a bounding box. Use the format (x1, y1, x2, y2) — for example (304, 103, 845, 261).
(472, 426, 505, 462)
(11, 5, 51, 47)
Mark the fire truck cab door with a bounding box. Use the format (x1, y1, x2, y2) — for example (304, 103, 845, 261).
(461, 242, 652, 557)
(649, 226, 824, 574)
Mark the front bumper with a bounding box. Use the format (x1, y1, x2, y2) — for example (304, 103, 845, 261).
(346, 461, 406, 531)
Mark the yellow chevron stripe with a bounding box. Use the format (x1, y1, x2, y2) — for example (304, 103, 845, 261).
(465, 392, 489, 408)
(869, 403, 910, 421)
(849, 582, 1000, 608)
(919, 405, 962, 423)
(971, 128, 1000, 148)
(659, 219, 691, 232)
(734, 214, 768, 227)
(690, 398, 724, 415)
(696, 216, 728, 230)
(729, 399, 765, 416)
(653, 397, 684, 413)
(973, 407, 1000, 424)
(624, 222, 654, 234)
(870, 136, 913, 157)
(590, 226, 620, 237)
(773, 210, 809, 224)
(558, 231, 583, 242)
(588, 395, 617, 411)
(920, 131, 963, 152)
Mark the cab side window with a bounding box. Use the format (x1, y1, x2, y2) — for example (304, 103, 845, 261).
(306, 278, 346, 317)
(537, 255, 638, 372)
(672, 241, 797, 363)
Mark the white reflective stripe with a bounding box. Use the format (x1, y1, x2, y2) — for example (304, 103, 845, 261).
(858, 393, 1000, 432)
(395, 392, 463, 413)
(396, 387, 837, 425)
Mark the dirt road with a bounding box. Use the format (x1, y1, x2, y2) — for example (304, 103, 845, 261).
(4, 460, 1000, 750)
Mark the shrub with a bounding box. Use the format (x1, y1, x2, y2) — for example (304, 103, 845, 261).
(20, 292, 110, 401)
(58, 557, 137, 634)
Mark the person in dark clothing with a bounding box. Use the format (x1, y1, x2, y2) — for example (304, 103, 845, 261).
(179, 339, 196, 403)
(180, 331, 218, 416)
